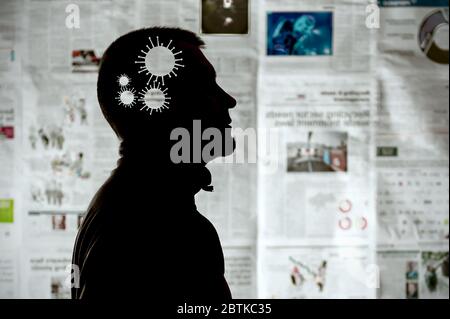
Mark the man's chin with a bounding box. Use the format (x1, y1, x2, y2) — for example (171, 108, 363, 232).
(223, 130, 236, 156)
(223, 136, 236, 157)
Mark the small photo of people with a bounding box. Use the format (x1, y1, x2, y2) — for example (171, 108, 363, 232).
(406, 282, 419, 299)
(267, 12, 333, 56)
(72, 50, 101, 73)
(405, 261, 419, 299)
(51, 214, 66, 231)
(201, 0, 249, 34)
(406, 261, 419, 281)
(287, 131, 348, 173)
(421, 251, 450, 299)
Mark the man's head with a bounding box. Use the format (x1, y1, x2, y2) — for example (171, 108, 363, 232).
(98, 28, 236, 163)
(294, 15, 315, 36)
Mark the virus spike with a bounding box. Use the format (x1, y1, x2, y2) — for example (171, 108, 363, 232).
(149, 37, 155, 48)
(156, 36, 160, 46)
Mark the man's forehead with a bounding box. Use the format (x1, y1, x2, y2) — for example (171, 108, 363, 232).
(189, 45, 216, 78)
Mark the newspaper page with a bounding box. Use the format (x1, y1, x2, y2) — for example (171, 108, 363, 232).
(376, 1, 449, 247)
(376, 0, 449, 299)
(260, 0, 374, 73)
(257, 74, 377, 298)
(259, 75, 376, 244)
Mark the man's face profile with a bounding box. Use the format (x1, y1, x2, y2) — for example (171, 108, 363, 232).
(97, 28, 237, 163)
(188, 46, 237, 158)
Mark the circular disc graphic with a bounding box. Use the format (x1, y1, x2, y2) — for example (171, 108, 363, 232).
(338, 217, 352, 231)
(418, 9, 449, 64)
(339, 199, 352, 214)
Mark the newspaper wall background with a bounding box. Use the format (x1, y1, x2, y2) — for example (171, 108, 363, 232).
(0, 0, 448, 299)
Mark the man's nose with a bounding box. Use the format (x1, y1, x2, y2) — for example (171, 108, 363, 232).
(218, 85, 237, 109)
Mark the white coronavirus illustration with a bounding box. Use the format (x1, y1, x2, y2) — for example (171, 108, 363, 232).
(139, 82, 171, 114)
(135, 36, 184, 86)
(117, 74, 131, 87)
(116, 87, 136, 108)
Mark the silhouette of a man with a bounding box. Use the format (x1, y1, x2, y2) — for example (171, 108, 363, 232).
(72, 28, 236, 300)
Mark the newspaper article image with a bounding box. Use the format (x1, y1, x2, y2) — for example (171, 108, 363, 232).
(405, 261, 419, 299)
(51, 214, 66, 231)
(267, 12, 333, 56)
(0, 199, 14, 224)
(201, 0, 249, 34)
(26, 211, 83, 244)
(261, 247, 373, 299)
(378, 3, 449, 73)
(420, 251, 449, 299)
(71, 49, 101, 73)
(287, 131, 347, 173)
